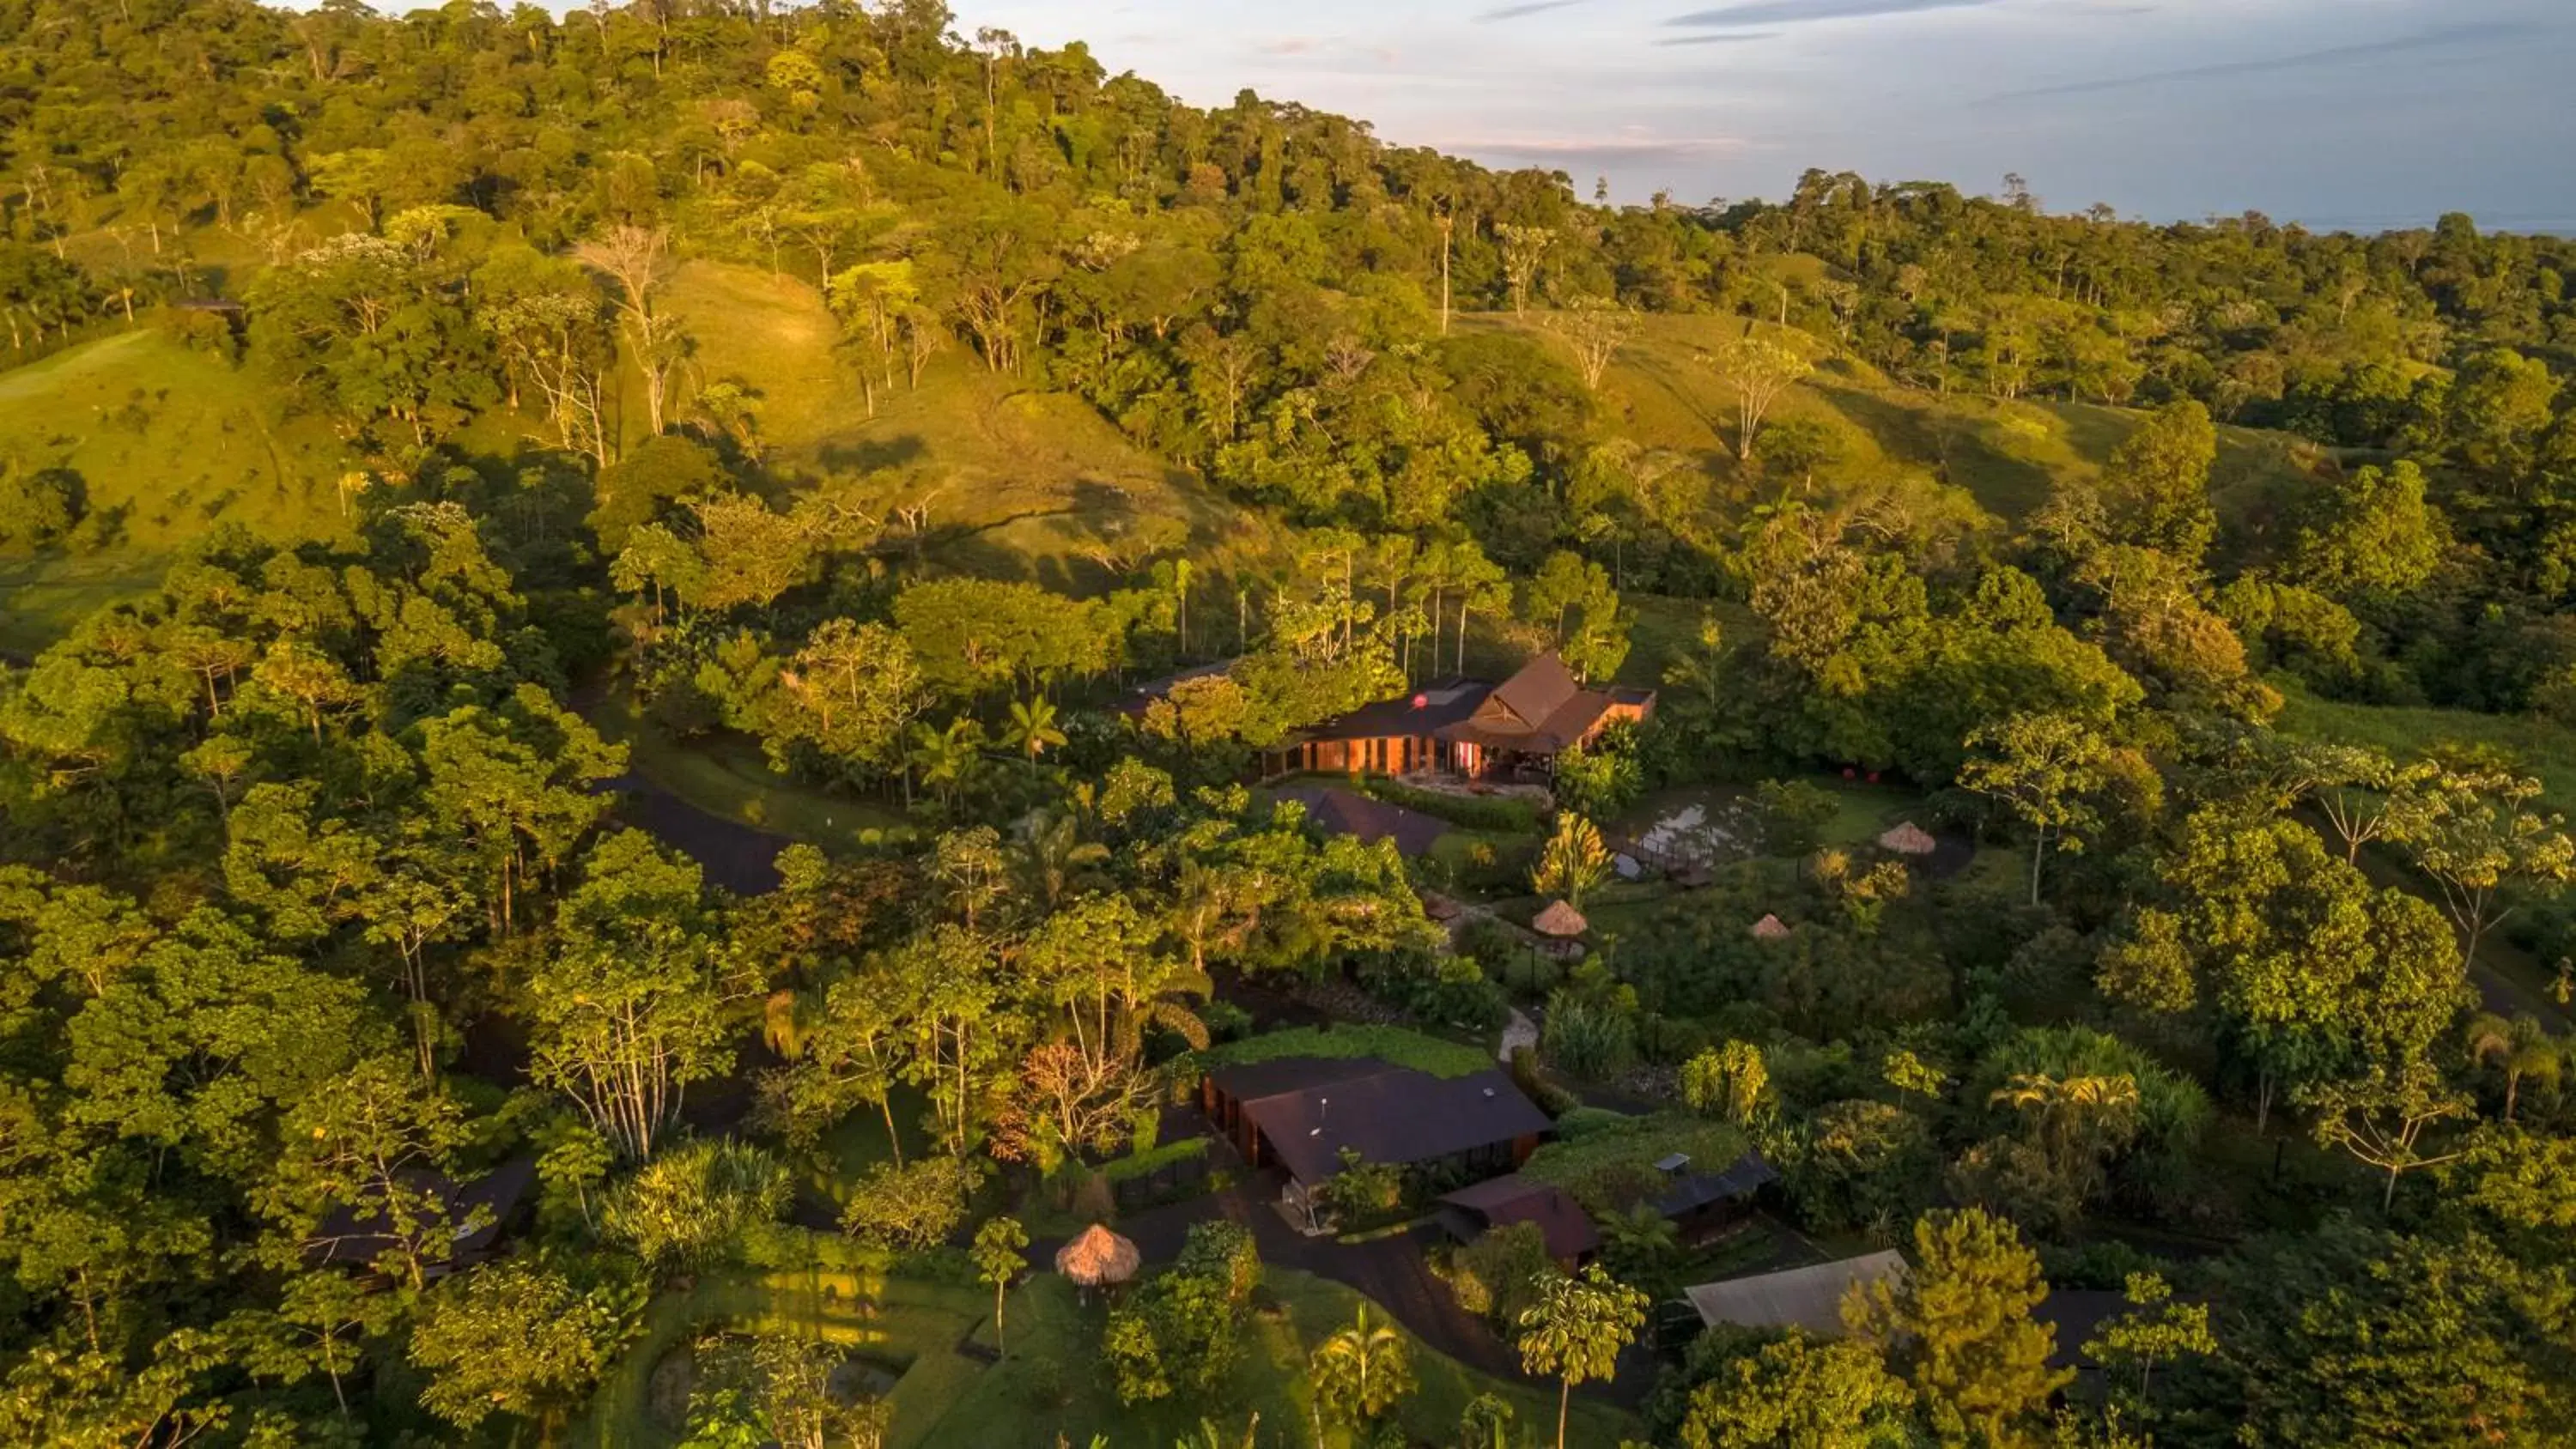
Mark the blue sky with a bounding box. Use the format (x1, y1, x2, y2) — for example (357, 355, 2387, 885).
(958, 0, 2576, 230)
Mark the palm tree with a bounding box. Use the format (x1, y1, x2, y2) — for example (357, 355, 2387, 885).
(1015, 809, 1110, 908)
(1003, 694, 1066, 766)
(908, 718, 984, 813)
(1310, 1305, 1414, 1433)
(1990, 1071, 2142, 1178)
(2466, 1011, 2562, 1122)
(1516, 1265, 1648, 1449)
(1531, 812, 1613, 906)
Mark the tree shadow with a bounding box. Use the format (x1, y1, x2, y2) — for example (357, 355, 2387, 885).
(818, 434, 928, 474)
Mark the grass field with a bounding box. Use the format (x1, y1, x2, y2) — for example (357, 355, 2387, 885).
(574, 1263, 1637, 1449)
(588, 684, 911, 845)
(568, 1264, 990, 1449)
(2274, 685, 2576, 811)
(1467, 308, 2324, 537)
(921, 1270, 1639, 1449)
(663, 262, 1273, 593)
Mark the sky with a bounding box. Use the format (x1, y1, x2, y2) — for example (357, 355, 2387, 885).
(954, 0, 2576, 231)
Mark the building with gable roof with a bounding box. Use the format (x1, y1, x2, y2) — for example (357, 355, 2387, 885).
(1260, 652, 1655, 783)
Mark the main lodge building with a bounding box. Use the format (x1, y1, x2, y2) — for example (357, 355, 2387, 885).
(1259, 652, 1656, 785)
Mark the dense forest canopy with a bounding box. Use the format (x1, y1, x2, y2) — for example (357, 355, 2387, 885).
(4, 3, 2576, 1447)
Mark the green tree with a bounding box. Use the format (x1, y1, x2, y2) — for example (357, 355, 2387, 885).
(525, 832, 737, 1161)
(2097, 399, 2218, 561)
(1849, 1208, 2069, 1447)
(1533, 812, 1614, 907)
(2079, 1272, 2214, 1405)
(1677, 1329, 1914, 1449)
(972, 1216, 1029, 1355)
(1516, 1264, 1649, 1449)
(1681, 1041, 1771, 1125)
(2300, 1057, 2475, 1211)
(1960, 712, 2114, 907)
(1717, 328, 1816, 463)
(1310, 1304, 1415, 1431)
(408, 1258, 646, 1435)
(2391, 767, 2576, 966)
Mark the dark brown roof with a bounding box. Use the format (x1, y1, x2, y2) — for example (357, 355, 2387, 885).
(308, 1156, 537, 1271)
(1484, 652, 1582, 733)
(1441, 1174, 1601, 1261)
(1275, 786, 1449, 857)
(1235, 1061, 1552, 1185)
(1119, 659, 1236, 716)
(1292, 680, 1493, 743)
(1651, 1150, 1778, 1216)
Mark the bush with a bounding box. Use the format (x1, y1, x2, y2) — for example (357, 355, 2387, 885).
(1437, 1221, 1552, 1326)
(1555, 725, 1647, 819)
(1771, 1098, 1939, 1234)
(1358, 777, 1543, 834)
(599, 1139, 792, 1278)
(1176, 1220, 1262, 1306)
(0, 465, 85, 552)
(838, 1155, 981, 1250)
(1542, 991, 1640, 1080)
(1552, 1106, 1631, 1141)
(1363, 951, 1509, 1032)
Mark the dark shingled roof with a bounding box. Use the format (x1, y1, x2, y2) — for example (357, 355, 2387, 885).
(1275, 785, 1449, 857)
(1440, 1174, 1601, 1262)
(308, 1156, 538, 1271)
(1235, 1061, 1552, 1185)
(1651, 1150, 1779, 1217)
(1293, 679, 1493, 743)
(1118, 658, 1237, 716)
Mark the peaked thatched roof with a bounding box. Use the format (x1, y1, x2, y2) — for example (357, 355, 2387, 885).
(1533, 900, 1589, 937)
(1878, 822, 1939, 857)
(1751, 914, 1791, 940)
(1054, 1224, 1141, 1287)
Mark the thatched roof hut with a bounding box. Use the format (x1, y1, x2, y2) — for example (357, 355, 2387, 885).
(1533, 900, 1589, 938)
(1751, 914, 1792, 941)
(1878, 822, 1939, 857)
(1054, 1224, 1141, 1289)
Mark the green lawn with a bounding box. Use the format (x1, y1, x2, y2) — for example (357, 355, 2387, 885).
(577, 1264, 1642, 1449)
(0, 553, 167, 658)
(1195, 1024, 1499, 1079)
(587, 685, 911, 847)
(922, 1270, 1640, 1449)
(568, 1263, 991, 1449)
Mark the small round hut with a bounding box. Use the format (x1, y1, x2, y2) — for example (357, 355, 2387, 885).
(1054, 1224, 1141, 1300)
(1751, 913, 1792, 941)
(1878, 822, 1939, 858)
(1533, 900, 1589, 938)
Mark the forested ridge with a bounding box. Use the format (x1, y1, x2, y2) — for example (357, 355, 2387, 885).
(4, 2, 2576, 1447)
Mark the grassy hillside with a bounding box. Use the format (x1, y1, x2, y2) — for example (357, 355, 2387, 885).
(0, 328, 359, 650)
(2275, 685, 2576, 812)
(665, 262, 1273, 595)
(1472, 308, 2328, 534)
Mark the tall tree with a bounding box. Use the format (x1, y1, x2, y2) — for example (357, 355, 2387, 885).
(1516, 1265, 1648, 1449)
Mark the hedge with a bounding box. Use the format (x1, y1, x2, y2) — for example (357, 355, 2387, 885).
(1192, 1023, 1496, 1080)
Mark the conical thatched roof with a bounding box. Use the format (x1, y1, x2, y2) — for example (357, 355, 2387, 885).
(1054, 1224, 1141, 1287)
(1533, 900, 1589, 938)
(1878, 822, 1939, 857)
(1752, 913, 1792, 941)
